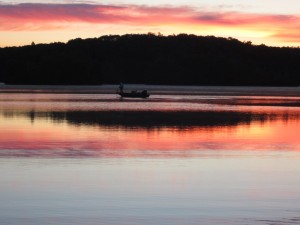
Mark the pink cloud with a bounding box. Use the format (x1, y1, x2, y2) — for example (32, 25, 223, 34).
(0, 3, 299, 44)
(272, 32, 300, 42)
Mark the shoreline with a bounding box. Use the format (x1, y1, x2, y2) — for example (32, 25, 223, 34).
(0, 84, 300, 96)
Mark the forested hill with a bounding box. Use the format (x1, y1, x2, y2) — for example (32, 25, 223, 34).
(1, 34, 300, 86)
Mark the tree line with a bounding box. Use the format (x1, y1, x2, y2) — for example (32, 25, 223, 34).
(0, 33, 300, 86)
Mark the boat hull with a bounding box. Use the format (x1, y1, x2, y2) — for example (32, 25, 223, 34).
(118, 91, 150, 98)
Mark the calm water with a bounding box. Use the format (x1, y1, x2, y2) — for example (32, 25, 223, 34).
(1, 90, 300, 225)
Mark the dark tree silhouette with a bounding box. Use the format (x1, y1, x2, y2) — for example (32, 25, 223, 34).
(0, 33, 299, 86)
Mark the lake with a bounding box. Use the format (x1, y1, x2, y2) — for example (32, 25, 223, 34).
(0, 86, 300, 225)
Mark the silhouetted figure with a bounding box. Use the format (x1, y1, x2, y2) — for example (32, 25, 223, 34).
(119, 82, 124, 93)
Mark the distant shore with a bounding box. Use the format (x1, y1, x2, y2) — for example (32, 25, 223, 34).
(0, 85, 300, 96)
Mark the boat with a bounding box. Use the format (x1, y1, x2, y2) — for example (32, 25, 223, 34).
(117, 90, 150, 98)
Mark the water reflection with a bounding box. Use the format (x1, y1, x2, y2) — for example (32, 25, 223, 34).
(4, 110, 300, 128)
(1, 92, 300, 225)
(0, 93, 300, 157)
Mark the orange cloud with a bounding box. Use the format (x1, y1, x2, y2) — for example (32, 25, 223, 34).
(0, 3, 299, 45)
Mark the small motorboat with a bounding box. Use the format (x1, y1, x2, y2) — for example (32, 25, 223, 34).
(117, 90, 150, 98)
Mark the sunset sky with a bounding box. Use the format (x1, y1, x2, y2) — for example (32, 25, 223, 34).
(0, 0, 299, 47)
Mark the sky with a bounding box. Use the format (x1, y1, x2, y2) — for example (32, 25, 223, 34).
(0, 0, 299, 47)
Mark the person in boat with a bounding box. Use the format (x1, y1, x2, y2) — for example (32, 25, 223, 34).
(119, 82, 124, 93)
